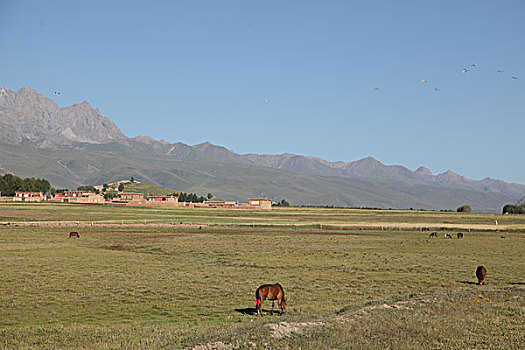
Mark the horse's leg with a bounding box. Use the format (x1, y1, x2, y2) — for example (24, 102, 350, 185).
(278, 299, 282, 316)
(259, 298, 265, 316)
(271, 301, 274, 315)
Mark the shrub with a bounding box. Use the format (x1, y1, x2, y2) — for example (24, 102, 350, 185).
(456, 205, 472, 213)
(502, 204, 525, 214)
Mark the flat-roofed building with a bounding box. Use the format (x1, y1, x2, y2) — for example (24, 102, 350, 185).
(13, 191, 45, 202)
(248, 199, 272, 210)
(113, 192, 145, 205)
(53, 191, 104, 204)
(194, 200, 238, 208)
(145, 195, 179, 207)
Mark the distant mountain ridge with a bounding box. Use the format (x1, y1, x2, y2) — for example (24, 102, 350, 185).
(0, 86, 523, 212)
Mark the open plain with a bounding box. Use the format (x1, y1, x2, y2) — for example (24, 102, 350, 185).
(1, 203, 524, 349)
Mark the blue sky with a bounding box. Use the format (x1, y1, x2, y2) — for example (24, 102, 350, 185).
(1, 0, 524, 183)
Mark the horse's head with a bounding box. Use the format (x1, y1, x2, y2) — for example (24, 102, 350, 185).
(280, 298, 286, 312)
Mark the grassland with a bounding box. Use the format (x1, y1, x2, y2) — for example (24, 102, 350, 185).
(0, 203, 524, 349)
(2, 203, 525, 231)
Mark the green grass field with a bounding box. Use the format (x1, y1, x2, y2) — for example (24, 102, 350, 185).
(0, 203, 524, 349)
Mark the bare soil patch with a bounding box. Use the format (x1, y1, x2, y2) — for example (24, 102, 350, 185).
(267, 321, 325, 339)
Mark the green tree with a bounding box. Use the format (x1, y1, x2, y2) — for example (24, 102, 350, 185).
(77, 185, 99, 194)
(104, 190, 117, 200)
(457, 205, 472, 213)
(0, 174, 50, 196)
(130, 176, 135, 183)
(177, 192, 205, 203)
(207, 193, 213, 200)
(502, 204, 525, 214)
(273, 199, 290, 207)
(102, 183, 108, 192)
(118, 183, 125, 191)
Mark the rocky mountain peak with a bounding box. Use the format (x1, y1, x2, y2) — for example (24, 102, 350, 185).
(415, 166, 432, 176)
(0, 87, 127, 147)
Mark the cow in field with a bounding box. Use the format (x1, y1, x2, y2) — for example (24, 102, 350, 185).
(429, 232, 438, 238)
(457, 232, 464, 239)
(69, 232, 80, 238)
(476, 266, 487, 285)
(445, 233, 452, 238)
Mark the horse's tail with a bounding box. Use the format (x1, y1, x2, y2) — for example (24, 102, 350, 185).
(255, 287, 261, 308)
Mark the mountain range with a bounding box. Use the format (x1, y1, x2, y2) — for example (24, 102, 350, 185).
(1, 87, 523, 212)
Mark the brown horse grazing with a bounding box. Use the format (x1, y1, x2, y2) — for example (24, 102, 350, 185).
(476, 266, 487, 285)
(69, 232, 80, 238)
(429, 232, 438, 238)
(255, 283, 286, 316)
(457, 232, 464, 239)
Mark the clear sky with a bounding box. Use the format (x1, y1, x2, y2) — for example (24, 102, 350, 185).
(1, 1, 524, 183)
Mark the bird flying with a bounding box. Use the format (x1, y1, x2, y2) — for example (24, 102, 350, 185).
(462, 69, 469, 73)
(470, 63, 476, 67)
(372, 87, 379, 91)
(421, 80, 427, 83)
(512, 76, 517, 80)
(497, 70, 504, 73)
(264, 98, 270, 103)
(54, 91, 61, 95)
(434, 88, 440, 92)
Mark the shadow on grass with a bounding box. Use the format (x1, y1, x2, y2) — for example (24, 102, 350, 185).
(460, 280, 525, 286)
(235, 307, 281, 316)
(235, 307, 258, 315)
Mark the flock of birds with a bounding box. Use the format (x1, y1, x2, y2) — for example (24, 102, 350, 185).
(52, 64, 518, 103)
(372, 64, 518, 92)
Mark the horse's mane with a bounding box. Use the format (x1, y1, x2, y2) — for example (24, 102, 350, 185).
(275, 283, 285, 299)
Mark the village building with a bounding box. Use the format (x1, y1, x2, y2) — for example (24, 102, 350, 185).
(247, 198, 273, 210)
(144, 195, 179, 207)
(112, 192, 145, 205)
(13, 191, 45, 202)
(194, 200, 238, 208)
(146, 195, 178, 203)
(53, 191, 104, 204)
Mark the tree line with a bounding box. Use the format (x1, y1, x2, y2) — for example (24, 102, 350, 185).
(0, 174, 51, 196)
(174, 192, 207, 203)
(502, 204, 525, 214)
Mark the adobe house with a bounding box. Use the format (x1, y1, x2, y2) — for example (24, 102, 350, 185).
(114, 192, 144, 205)
(13, 191, 45, 202)
(248, 199, 272, 210)
(194, 200, 238, 208)
(53, 191, 104, 204)
(146, 195, 178, 202)
(145, 195, 179, 207)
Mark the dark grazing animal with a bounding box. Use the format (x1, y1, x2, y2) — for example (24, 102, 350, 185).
(255, 283, 286, 316)
(445, 233, 452, 238)
(457, 232, 464, 239)
(476, 266, 487, 285)
(69, 232, 80, 238)
(429, 232, 438, 238)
